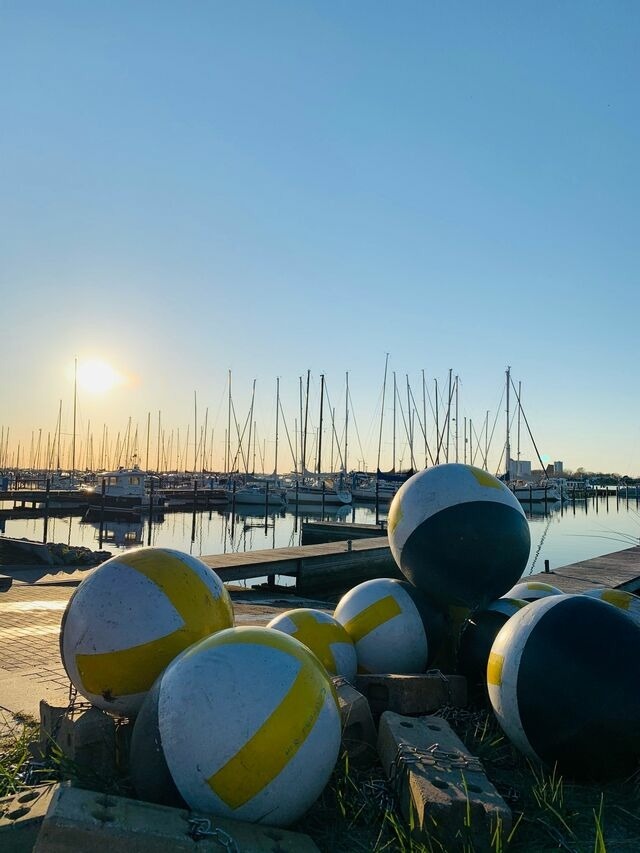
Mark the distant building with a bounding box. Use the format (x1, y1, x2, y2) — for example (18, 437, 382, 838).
(509, 460, 532, 479)
(553, 461, 564, 474)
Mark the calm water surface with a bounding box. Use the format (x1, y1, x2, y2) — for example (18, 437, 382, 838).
(1, 494, 639, 585)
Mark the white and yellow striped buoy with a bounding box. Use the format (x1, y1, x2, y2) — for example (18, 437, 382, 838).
(267, 608, 358, 681)
(60, 547, 234, 716)
(130, 626, 341, 826)
(334, 577, 439, 674)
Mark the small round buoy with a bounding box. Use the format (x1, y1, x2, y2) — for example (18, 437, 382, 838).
(388, 464, 530, 608)
(487, 594, 640, 779)
(60, 547, 234, 715)
(267, 608, 357, 681)
(333, 577, 443, 673)
(130, 626, 341, 825)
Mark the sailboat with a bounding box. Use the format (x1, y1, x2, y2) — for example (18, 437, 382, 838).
(503, 367, 562, 503)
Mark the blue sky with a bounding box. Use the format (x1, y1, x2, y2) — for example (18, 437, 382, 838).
(1, 2, 639, 474)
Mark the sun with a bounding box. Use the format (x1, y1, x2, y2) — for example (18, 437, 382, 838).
(77, 359, 121, 394)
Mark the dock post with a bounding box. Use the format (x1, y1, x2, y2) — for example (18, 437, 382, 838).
(99, 478, 106, 548)
(147, 478, 154, 546)
(544, 559, 550, 573)
(43, 477, 51, 543)
(191, 480, 198, 542)
(375, 477, 380, 526)
(321, 481, 326, 519)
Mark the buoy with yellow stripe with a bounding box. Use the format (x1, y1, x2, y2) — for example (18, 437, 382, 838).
(388, 464, 530, 608)
(60, 547, 234, 716)
(333, 578, 444, 674)
(581, 587, 640, 625)
(267, 608, 357, 681)
(130, 626, 341, 825)
(502, 580, 562, 601)
(457, 598, 528, 691)
(487, 594, 640, 778)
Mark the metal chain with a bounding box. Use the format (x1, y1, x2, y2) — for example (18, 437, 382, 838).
(187, 817, 240, 851)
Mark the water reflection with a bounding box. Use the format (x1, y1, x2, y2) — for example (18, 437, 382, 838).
(2, 493, 640, 579)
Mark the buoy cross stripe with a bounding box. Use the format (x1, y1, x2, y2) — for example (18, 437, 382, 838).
(208, 662, 326, 809)
(287, 611, 349, 662)
(469, 467, 502, 490)
(341, 595, 403, 643)
(600, 590, 633, 609)
(75, 550, 229, 697)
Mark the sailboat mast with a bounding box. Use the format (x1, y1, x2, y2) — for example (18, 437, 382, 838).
(517, 380, 522, 471)
(71, 358, 77, 479)
(376, 353, 389, 473)
(317, 374, 325, 476)
(274, 377, 280, 477)
(505, 366, 511, 479)
(344, 371, 349, 474)
(302, 369, 310, 482)
(392, 372, 397, 472)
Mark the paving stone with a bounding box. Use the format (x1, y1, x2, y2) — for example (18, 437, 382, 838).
(377, 711, 511, 851)
(332, 676, 377, 768)
(0, 784, 57, 852)
(34, 783, 321, 852)
(355, 672, 467, 719)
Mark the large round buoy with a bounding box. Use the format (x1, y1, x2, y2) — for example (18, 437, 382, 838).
(130, 626, 341, 826)
(487, 594, 640, 779)
(333, 578, 443, 673)
(457, 598, 528, 690)
(60, 547, 234, 715)
(582, 587, 640, 626)
(388, 464, 530, 608)
(267, 608, 357, 682)
(503, 580, 562, 601)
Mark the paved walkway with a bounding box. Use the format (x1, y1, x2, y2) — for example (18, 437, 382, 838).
(0, 569, 331, 719)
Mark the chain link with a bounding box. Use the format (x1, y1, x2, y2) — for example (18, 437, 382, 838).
(187, 817, 239, 851)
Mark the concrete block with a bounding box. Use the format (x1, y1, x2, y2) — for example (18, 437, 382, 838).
(0, 784, 57, 853)
(332, 676, 377, 768)
(34, 784, 321, 852)
(377, 711, 511, 851)
(355, 672, 467, 719)
(39, 701, 132, 783)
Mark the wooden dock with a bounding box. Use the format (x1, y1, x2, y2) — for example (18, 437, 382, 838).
(528, 545, 640, 594)
(200, 537, 401, 597)
(200, 538, 640, 599)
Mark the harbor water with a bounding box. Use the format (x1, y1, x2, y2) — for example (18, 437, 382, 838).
(1, 493, 639, 586)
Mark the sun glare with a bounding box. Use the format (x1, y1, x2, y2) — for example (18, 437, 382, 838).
(77, 359, 121, 395)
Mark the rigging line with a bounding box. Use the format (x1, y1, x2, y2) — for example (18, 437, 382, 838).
(229, 396, 251, 473)
(277, 395, 297, 471)
(408, 382, 435, 467)
(510, 376, 547, 475)
(323, 382, 345, 472)
(435, 376, 456, 463)
(395, 385, 416, 470)
(347, 387, 366, 469)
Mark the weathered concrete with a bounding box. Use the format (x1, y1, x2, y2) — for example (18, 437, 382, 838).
(355, 672, 467, 719)
(0, 784, 57, 853)
(377, 712, 511, 851)
(39, 702, 132, 784)
(332, 676, 377, 768)
(34, 784, 321, 852)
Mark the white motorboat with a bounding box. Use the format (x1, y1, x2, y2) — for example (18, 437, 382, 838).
(230, 483, 287, 507)
(286, 481, 352, 506)
(84, 466, 167, 514)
